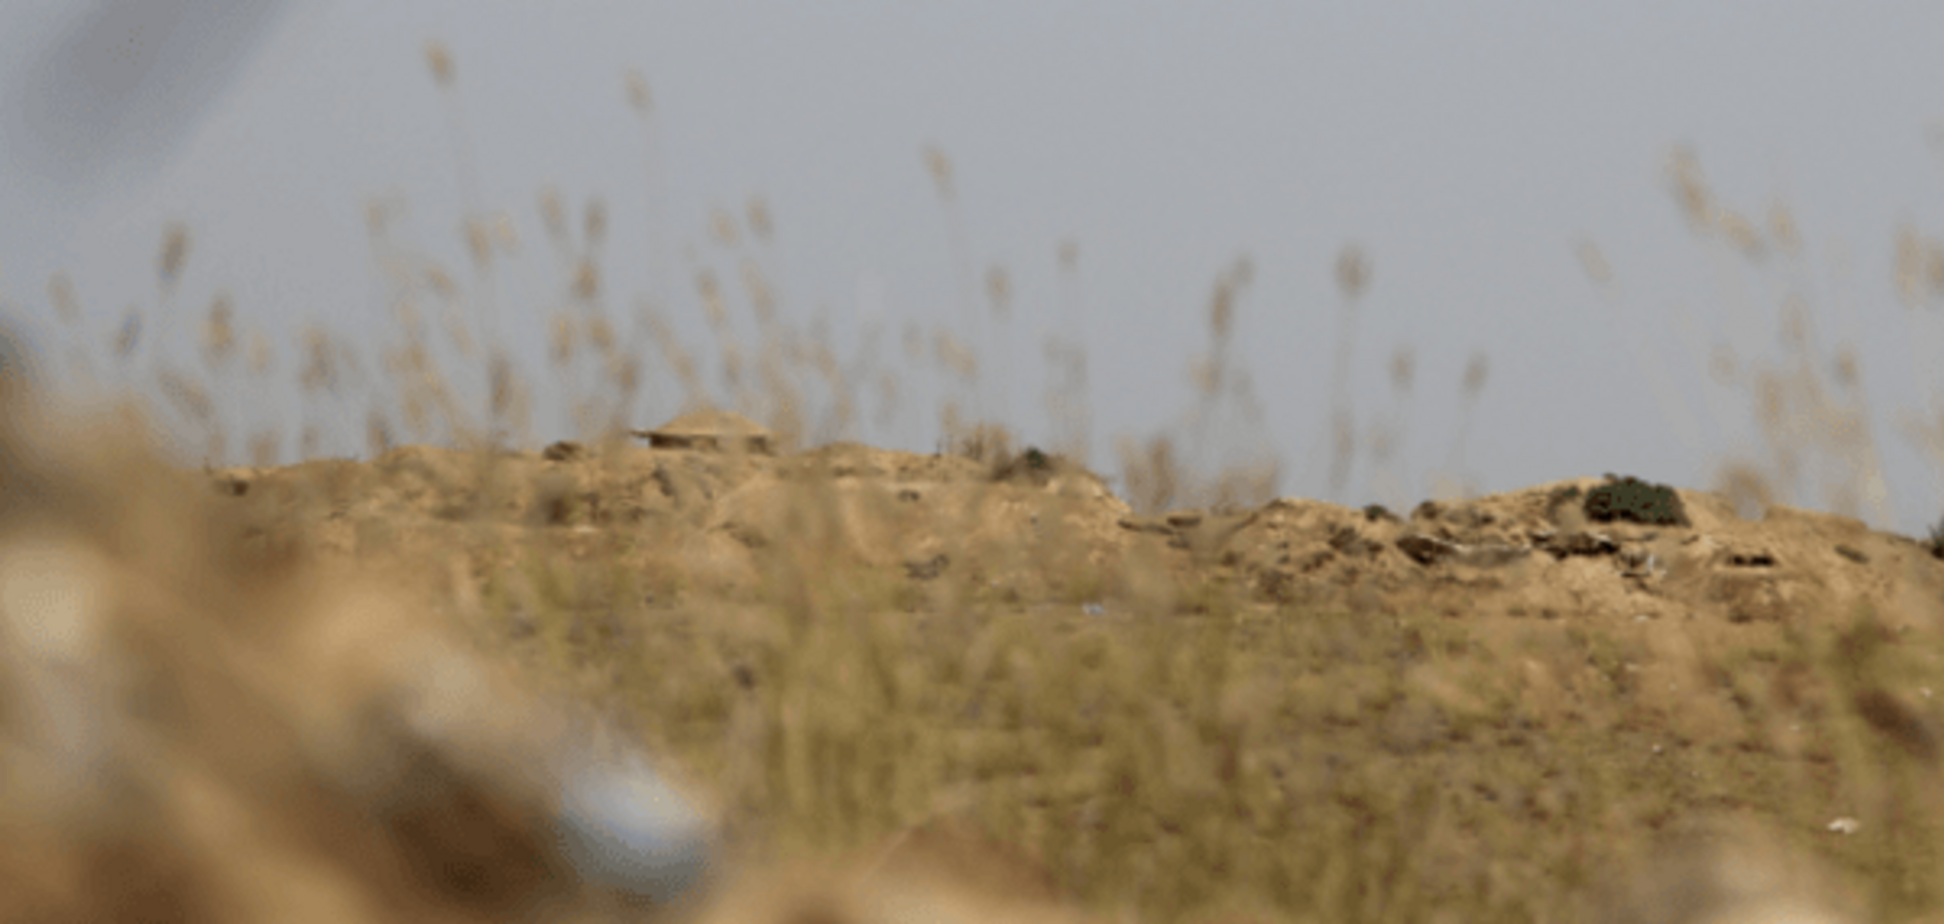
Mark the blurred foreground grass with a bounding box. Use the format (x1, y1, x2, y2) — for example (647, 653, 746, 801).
(13, 38, 1944, 924)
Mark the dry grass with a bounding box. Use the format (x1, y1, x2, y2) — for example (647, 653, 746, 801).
(9, 38, 1944, 924)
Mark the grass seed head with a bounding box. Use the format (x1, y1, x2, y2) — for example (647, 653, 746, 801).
(158, 222, 191, 290)
(299, 328, 338, 396)
(539, 186, 567, 248)
(365, 410, 393, 458)
(573, 259, 601, 303)
(1666, 144, 1713, 230)
(158, 367, 213, 424)
(202, 293, 236, 368)
(1335, 244, 1369, 301)
(1577, 238, 1614, 287)
(1718, 209, 1765, 261)
(986, 266, 1011, 321)
(1769, 200, 1801, 256)
(47, 272, 81, 325)
(465, 217, 493, 270)
(712, 206, 739, 248)
(112, 307, 141, 361)
(583, 198, 607, 250)
(748, 195, 774, 243)
(625, 68, 653, 116)
(923, 145, 955, 202)
(424, 40, 454, 88)
(742, 261, 775, 325)
(1461, 352, 1490, 399)
(1389, 347, 1415, 395)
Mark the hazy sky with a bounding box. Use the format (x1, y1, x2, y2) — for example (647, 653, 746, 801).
(8, 2, 1944, 539)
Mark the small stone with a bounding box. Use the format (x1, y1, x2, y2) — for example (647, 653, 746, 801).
(543, 440, 588, 462)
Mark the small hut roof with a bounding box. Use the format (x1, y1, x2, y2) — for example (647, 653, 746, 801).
(649, 408, 770, 438)
(633, 408, 773, 453)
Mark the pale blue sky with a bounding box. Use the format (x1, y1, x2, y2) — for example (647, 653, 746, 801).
(7, 2, 1944, 538)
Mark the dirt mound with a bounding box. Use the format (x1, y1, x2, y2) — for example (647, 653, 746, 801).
(210, 433, 1944, 644)
(1196, 473, 1944, 633)
(18, 387, 1925, 921)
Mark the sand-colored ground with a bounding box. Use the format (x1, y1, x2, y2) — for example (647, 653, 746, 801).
(5, 388, 1925, 921)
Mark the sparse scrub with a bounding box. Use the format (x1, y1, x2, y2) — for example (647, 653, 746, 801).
(1926, 512, 1944, 559)
(10, 36, 1944, 924)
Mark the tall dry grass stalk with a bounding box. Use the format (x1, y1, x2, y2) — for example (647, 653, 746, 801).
(14, 34, 1944, 924)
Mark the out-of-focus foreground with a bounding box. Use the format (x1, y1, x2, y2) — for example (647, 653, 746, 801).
(11, 35, 1944, 924)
